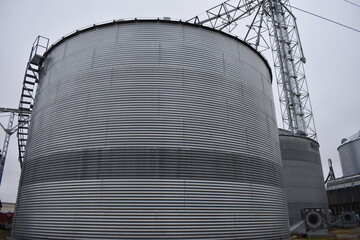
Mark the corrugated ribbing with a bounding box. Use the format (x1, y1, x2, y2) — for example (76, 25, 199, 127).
(21, 148, 284, 187)
(14, 180, 289, 240)
(338, 139, 360, 177)
(13, 20, 290, 239)
(279, 134, 329, 225)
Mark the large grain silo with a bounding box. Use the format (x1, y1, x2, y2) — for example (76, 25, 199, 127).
(12, 19, 290, 240)
(279, 129, 329, 234)
(338, 130, 360, 176)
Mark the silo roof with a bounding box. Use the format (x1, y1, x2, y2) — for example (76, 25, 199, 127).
(278, 128, 319, 145)
(339, 130, 360, 147)
(43, 18, 272, 81)
(278, 128, 298, 136)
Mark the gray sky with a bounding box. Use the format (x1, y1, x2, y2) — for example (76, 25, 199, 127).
(0, 0, 359, 203)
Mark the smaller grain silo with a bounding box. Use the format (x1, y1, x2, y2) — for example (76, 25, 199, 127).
(279, 129, 329, 234)
(338, 130, 360, 177)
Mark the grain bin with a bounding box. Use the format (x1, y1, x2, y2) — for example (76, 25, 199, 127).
(279, 129, 329, 233)
(338, 130, 360, 177)
(12, 19, 290, 240)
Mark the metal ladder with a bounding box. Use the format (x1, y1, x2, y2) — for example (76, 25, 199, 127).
(17, 36, 49, 167)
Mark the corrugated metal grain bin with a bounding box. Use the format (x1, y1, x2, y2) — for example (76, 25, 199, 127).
(338, 130, 360, 177)
(12, 19, 290, 240)
(279, 129, 329, 231)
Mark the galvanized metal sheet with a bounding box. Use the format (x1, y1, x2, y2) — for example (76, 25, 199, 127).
(13, 20, 289, 239)
(338, 134, 360, 177)
(279, 131, 329, 226)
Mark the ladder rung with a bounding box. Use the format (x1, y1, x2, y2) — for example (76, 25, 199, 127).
(25, 74, 37, 79)
(20, 99, 32, 104)
(28, 66, 39, 72)
(20, 105, 32, 110)
(24, 80, 35, 85)
(21, 93, 32, 98)
(23, 87, 34, 92)
(20, 101, 32, 105)
(19, 104, 31, 108)
(19, 100, 31, 104)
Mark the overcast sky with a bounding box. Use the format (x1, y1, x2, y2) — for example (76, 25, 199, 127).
(0, 0, 359, 203)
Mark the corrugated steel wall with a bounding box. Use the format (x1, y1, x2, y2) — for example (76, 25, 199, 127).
(12, 20, 290, 239)
(327, 182, 360, 214)
(279, 130, 329, 226)
(338, 139, 360, 177)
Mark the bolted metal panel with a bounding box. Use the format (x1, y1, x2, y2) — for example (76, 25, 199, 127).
(279, 129, 329, 227)
(13, 20, 290, 239)
(338, 131, 360, 177)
